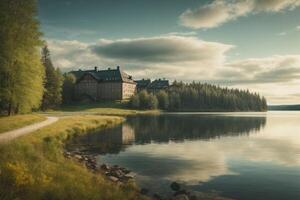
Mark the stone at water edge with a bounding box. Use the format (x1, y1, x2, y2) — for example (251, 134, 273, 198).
(100, 164, 110, 171)
(174, 189, 188, 196)
(124, 172, 135, 179)
(153, 193, 163, 200)
(108, 176, 119, 182)
(74, 154, 82, 160)
(140, 188, 149, 195)
(172, 194, 189, 200)
(170, 182, 181, 191)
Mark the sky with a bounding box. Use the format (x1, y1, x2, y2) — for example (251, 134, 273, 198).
(38, 0, 300, 105)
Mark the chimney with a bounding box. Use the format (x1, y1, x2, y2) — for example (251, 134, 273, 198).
(108, 67, 111, 70)
(117, 66, 120, 70)
(94, 66, 97, 71)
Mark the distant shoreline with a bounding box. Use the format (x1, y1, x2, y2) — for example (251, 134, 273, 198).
(268, 104, 300, 111)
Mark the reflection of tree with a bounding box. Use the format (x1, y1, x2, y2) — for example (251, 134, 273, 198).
(66, 125, 127, 154)
(128, 115, 266, 144)
(67, 115, 266, 155)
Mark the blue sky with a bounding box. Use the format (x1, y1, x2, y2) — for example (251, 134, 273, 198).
(38, 0, 300, 104)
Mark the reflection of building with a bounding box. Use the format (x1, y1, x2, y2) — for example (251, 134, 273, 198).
(135, 78, 169, 93)
(70, 66, 136, 101)
(121, 124, 135, 144)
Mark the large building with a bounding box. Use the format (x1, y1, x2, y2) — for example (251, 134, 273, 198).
(71, 66, 136, 101)
(135, 78, 169, 93)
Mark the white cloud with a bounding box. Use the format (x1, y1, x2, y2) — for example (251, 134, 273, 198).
(277, 31, 287, 36)
(215, 55, 300, 84)
(296, 25, 300, 30)
(179, 0, 300, 29)
(48, 36, 233, 79)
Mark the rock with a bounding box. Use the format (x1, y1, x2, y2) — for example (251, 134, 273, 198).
(74, 155, 82, 160)
(140, 188, 149, 195)
(111, 169, 124, 178)
(122, 169, 131, 174)
(170, 182, 181, 191)
(100, 164, 110, 171)
(188, 195, 197, 200)
(172, 194, 189, 200)
(174, 190, 188, 196)
(108, 176, 119, 182)
(113, 165, 119, 169)
(124, 172, 135, 179)
(153, 193, 162, 200)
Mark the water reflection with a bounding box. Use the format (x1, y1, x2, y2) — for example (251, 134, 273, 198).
(66, 113, 300, 199)
(67, 114, 266, 155)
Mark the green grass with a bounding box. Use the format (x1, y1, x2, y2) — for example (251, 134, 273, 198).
(45, 101, 160, 116)
(0, 114, 46, 134)
(0, 115, 147, 200)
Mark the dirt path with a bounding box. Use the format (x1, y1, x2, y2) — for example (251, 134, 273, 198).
(0, 116, 59, 143)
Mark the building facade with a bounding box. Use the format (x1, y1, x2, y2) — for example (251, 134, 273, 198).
(135, 78, 169, 93)
(71, 66, 136, 101)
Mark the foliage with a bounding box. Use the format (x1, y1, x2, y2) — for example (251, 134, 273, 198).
(62, 73, 76, 104)
(129, 95, 140, 109)
(129, 82, 267, 111)
(147, 93, 158, 110)
(0, 114, 45, 133)
(129, 90, 158, 110)
(156, 90, 169, 109)
(0, 0, 44, 115)
(0, 115, 147, 200)
(41, 45, 63, 110)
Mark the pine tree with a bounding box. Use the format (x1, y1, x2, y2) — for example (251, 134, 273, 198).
(41, 45, 63, 110)
(0, 0, 44, 115)
(62, 73, 76, 104)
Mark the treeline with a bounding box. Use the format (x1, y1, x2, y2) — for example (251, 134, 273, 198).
(0, 0, 75, 115)
(129, 82, 267, 111)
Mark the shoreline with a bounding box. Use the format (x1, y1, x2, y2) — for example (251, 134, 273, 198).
(0, 115, 147, 200)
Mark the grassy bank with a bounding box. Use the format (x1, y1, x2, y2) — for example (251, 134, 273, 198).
(0, 115, 147, 200)
(0, 114, 46, 134)
(45, 101, 160, 116)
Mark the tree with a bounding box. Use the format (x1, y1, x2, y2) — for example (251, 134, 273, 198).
(156, 90, 169, 109)
(62, 73, 76, 104)
(0, 0, 44, 115)
(129, 94, 140, 109)
(138, 90, 150, 109)
(41, 45, 63, 110)
(146, 94, 158, 109)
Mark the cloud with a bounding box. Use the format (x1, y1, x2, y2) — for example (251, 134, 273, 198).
(179, 0, 300, 29)
(48, 35, 233, 80)
(214, 55, 300, 84)
(297, 25, 300, 30)
(277, 32, 287, 36)
(91, 36, 232, 64)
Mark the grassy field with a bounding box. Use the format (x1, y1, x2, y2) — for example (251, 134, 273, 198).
(0, 114, 46, 134)
(45, 101, 160, 116)
(0, 115, 147, 200)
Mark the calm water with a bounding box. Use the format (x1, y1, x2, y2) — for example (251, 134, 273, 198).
(68, 111, 300, 200)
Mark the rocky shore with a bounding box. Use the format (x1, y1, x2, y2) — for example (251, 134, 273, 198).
(64, 150, 232, 200)
(64, 150, 135, 184)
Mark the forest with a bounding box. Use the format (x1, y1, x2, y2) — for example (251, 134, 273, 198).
(129, 82, 268, 111)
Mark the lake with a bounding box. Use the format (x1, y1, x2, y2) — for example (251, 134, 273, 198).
(67, 111, 300, 200)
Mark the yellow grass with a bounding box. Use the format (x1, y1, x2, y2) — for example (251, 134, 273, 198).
(0, 114, 46, 133)
(0, 115, 147, 200)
